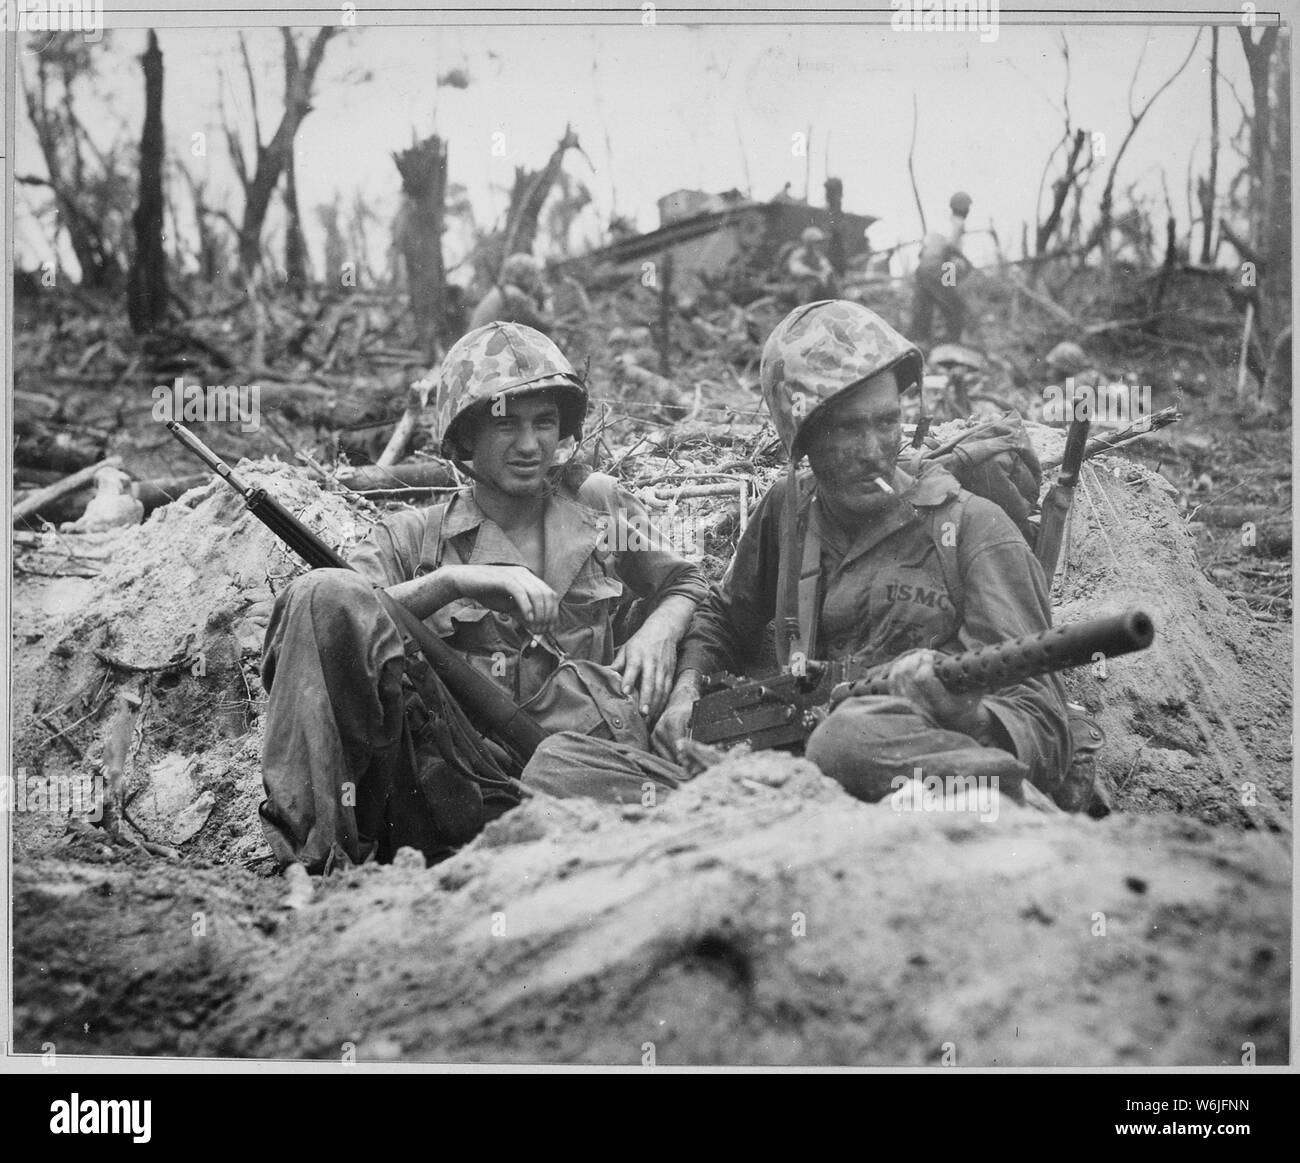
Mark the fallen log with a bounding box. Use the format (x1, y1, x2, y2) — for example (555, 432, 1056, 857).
(325, 459, 457, 492)
(376, 380, 432, 467)
(133, 473, 212, 514)
(13, 456, 122, 527)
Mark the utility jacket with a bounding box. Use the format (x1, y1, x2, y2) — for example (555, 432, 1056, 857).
(348, 473, 708, 730)
(679, 463, 1072, 786)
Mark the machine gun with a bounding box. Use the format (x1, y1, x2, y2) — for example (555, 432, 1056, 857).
(687, 608, 1154, 752)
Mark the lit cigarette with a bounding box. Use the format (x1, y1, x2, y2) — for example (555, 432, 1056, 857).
(873, 476, 895, 495)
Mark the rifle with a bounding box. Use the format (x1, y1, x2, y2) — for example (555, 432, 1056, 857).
(165, 422, 549, 773)
(687, 607, 1154, 752)
(1034, 402, 1091, 578)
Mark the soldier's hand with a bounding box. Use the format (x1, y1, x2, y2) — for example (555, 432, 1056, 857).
(650, 672, 701, 766)
(886, 648, 991, 740)
(443, 564, 560, 634)
(612, 621, 678, 719)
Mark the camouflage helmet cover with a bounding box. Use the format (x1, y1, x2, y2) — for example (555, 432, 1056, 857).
(432, 322, 587, 459)
(760, 300, 924, 458)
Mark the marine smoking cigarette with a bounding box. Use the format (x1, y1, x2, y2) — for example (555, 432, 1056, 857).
(873, 476, 895, 495)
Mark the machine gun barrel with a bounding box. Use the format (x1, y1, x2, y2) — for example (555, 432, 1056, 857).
(832, 608, 1154, 702)
(688, 608, 1155, 752)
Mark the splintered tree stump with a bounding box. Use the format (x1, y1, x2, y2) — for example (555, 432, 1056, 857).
(127, 31, 169, 335)
(393, 135, 449, 357)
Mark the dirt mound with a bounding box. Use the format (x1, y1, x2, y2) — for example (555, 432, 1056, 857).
(10, 462, 374, 865)
(1044, 450, 1290, 829)
(13, 762, 1289, 1064)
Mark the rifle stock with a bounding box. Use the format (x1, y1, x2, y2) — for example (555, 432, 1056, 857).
(688, 608, 1154, 751)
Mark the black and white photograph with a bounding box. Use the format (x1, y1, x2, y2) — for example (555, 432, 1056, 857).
(2, 0, 1293, 1085)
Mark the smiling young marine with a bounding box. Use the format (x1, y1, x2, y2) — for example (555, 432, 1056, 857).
(258, 322, 706, 872)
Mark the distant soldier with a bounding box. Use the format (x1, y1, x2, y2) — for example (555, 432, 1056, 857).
(469, 253, 555, 335)
(911, 191, 974, 346)
(785, 226, 839, 301)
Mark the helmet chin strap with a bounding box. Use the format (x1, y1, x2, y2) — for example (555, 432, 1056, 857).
(775, 455, 804, 668)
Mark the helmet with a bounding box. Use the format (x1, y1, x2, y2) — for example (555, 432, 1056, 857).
(1045, 341, 1089, 377)
(500, 252, 544, 292)
(760, 300, 923, 458)
(433, 322, 586, 459)
(801, 226, 827, 246)
(949, 191, 972, 218)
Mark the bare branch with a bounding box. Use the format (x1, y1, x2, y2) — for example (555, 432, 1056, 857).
(1059, 32, 1072, 131)
(1100, 30, 1204, 235)
(1127, 33, 1151, 121)
(237, 32, 264, 156)
(303, 26, 335, 80)
(907, 92, 926, 236)
(1218, 69, 1252, 125)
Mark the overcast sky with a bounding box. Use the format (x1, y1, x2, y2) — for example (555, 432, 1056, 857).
(14, 20, 1262, 279)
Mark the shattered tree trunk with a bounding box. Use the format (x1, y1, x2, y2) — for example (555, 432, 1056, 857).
(283, 149, 311, 291)
(128, 31, 168, 335)
(1149, 216, 1178, 317)
(1237, 27, 1291, 355)
(317, 198, 346, 291)
(177, 162, 224, 283)
(502, 124, 580, 259)
(1239, 27, 1278, 273)
(22, 58, 124, 291)
(235, 28, 335, 276)
(1199, 28, 1220, 265)
(824, 176, 846, 273)
(393, 135, 449, 357)
(1037, 128, 1087, 259)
